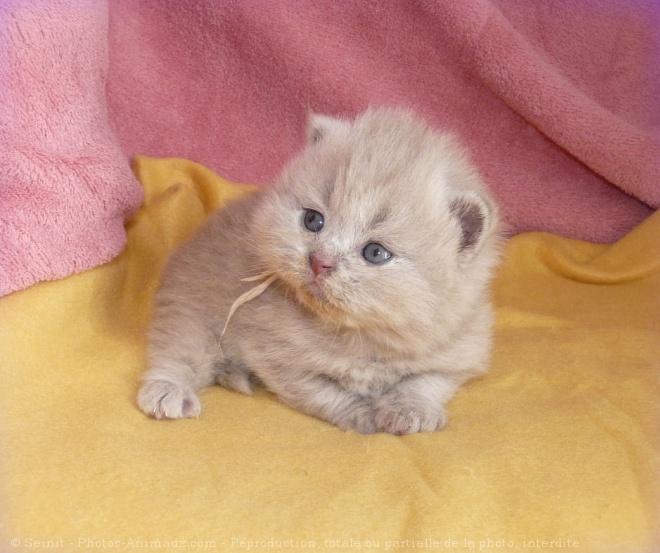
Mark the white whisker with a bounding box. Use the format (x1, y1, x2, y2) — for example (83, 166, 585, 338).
(218, 272, 278, 354)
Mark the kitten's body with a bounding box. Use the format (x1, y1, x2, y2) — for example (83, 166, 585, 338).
(138, 109, 501, 434)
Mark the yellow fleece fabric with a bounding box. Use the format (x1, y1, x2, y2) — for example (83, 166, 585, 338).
(1, 157, 658, 553)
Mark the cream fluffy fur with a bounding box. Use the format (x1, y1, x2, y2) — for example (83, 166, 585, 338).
(137, 109, 501, 434)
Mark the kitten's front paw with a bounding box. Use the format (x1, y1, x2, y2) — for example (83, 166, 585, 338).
(374, 402, 447, 435)
(330, 403, 378, 434)
(137, 380, 201, 420)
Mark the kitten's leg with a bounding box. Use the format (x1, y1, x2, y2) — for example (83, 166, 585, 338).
(373, 373, 461, 435)
(137, 322, 221, 420)
(266, 372, 378, 434)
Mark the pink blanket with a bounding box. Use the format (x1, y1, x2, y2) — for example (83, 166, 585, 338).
(1, 0, 658, 297)
(0, 0, 142, 297)
(107, 0, 659, 238)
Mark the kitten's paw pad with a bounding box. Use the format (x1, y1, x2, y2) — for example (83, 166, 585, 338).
(374, 405, 447, 435)
(137, 380, 201, 420)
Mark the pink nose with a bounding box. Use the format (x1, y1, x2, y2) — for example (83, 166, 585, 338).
(309, 253, 335, 277)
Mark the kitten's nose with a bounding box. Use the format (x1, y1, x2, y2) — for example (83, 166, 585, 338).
(309, 253, 335, 277)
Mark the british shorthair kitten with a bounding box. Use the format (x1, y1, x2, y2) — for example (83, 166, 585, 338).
(137, 108, 501, 434)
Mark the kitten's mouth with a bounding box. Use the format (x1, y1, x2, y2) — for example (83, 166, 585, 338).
(307, 279, 325, 298)
(297, 273, 338, 306)
(291, 276, 367, 330)
(280, 270, 355, 324)
(303, 278, 332, 307)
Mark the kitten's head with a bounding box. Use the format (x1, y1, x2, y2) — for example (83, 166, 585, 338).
(251, 108, 500, 350)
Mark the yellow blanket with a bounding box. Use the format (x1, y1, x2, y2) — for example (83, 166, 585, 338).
(2, 157, 658, 553)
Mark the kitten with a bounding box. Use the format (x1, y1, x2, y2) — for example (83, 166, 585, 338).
(137, 108, 501, 435)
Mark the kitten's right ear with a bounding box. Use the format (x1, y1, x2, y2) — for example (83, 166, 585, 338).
(306, 113, 349, 144)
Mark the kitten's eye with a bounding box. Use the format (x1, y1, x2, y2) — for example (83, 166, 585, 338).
(362, 242, 392, 264)
(303, 209, 325, 232)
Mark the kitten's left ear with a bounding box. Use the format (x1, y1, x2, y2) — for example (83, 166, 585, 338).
(449, 191, 497, 259)
(306, 113, 349, 144)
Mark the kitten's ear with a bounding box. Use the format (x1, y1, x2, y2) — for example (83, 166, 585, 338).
(449, 191, 496, 258)
(306, 113, 349, 144)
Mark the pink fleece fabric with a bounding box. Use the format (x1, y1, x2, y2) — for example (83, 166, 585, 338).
(1, 0, 658, 297)
(107, 0, 659, 243)
(0, 0, 142, 297)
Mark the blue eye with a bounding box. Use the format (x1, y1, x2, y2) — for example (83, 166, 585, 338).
(362, 242, 392, 264)
(303, 209, 325, 232)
